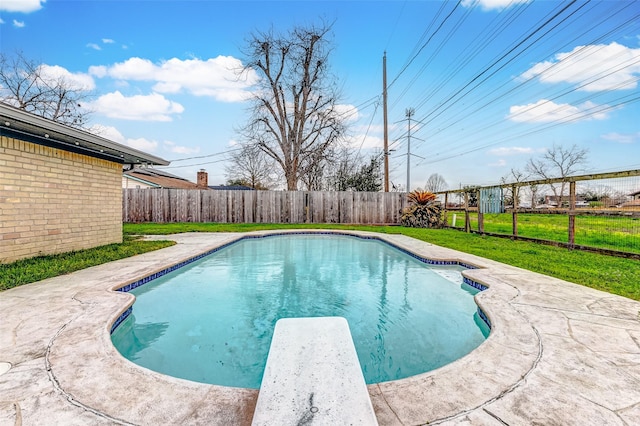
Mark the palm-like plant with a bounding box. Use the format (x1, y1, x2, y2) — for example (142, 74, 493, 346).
(407, 190, 437, 205)
(401, 190, 443, 228)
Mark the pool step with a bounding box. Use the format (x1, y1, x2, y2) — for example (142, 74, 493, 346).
(251, 317, 378, 425)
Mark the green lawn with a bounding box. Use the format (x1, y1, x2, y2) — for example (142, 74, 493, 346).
(2, 223, 638, 302)
(0, 236, 174, 291)
(124, 222, 640, 301)
(445, 212, 640, 254)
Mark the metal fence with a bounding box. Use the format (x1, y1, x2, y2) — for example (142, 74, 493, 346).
(123, 189, 407, 225)
(436, 169, 640, 258)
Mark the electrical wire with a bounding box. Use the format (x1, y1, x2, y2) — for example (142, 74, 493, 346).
(382, 0, 639, 166)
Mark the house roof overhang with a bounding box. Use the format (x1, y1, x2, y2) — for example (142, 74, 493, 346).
(122, 174, 161, 188)
(0, 103, 169, 166)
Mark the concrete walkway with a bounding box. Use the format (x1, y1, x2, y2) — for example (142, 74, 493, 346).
(1, 230, 639, 425)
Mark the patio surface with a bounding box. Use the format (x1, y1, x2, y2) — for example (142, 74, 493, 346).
(1, 230, 639, 425)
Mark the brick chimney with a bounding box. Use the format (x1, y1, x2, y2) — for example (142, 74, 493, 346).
(197, 169, 208, 188)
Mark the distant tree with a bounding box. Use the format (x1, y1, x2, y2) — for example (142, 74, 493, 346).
(239, 22, 346, 190)
(424, 173, 448, 193)
(328, 157, 354, 191)
(500, 168, 529, 207)
(390, 182, 404, 192)
(526, 143, 589, 206)
(578, 184, 625, 207)
(349, 156, 383, 192)
(329, 155, 382, 192)
(299, 145, 339, 190)
(0, 51, 92, 127)
(461, 185, 480, 207)
(225, 178, 251, 187)
(225, 144, 276, 190)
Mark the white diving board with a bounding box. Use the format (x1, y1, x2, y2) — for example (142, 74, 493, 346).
(251, 317, 379, 425)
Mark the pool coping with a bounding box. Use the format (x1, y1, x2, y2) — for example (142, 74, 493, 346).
(1, 230, 640, 425)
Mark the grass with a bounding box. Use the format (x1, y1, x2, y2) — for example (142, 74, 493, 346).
(3, 223, 638, 301)
(125, 222, 640, 302)
(445, 212, 640, 254)
(0, 236, 175, 291)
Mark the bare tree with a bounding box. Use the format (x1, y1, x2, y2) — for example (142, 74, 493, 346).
(0, 51, 92, 127)
(299, 144, 339, 190)
(225, 144, 276, 189)
(500, 168, 529, 207)
(239, 22, 346, 190)
(424, 173, 448, 193)
(330, 149, 356, 191)
(526, 143, 589, 206)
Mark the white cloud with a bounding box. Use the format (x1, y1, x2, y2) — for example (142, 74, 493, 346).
(102, 38, 115, 44)
(39, 64, 95, 90)
(107, 57, 156, 80)
(98, 56, 258, 102)
(126, 138, 158, 152)
(521, 42, 640, 91)
(601, 132, 640, 144)
(87, 43, 101, 51)
(488, 159, 507, 167)
(0, 17, 5, 24)
(488, 147, 536, 156)
(345, 134, 384, 150)
(0, 0, 45, 13)
(92, 91, 184, 121)
(164, 141, 200, 154)
(88, 124, 159, 152)
(508, 99, 609, 123)
(334, 104, 360, 122)
(13, 19, 25, 27)
(88, 124, 126, 143)
(88, 65, 107, 78)
(461, 0, 530, 11)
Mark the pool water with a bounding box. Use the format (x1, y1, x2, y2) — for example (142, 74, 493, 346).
(111, 234, 489, 388)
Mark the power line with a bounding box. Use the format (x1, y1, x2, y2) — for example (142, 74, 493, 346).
(417, 92, 640, 166)
(381, 0, 639, 165)
(387, 1, 462, 91)
(168, 147, 242, 162)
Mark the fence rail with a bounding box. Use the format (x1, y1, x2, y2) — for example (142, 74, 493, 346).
(435, 169, 640, 258)
(122, 189, 407, 224)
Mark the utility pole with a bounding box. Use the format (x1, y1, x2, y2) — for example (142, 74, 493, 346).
(405, 107, 414, 192)
(383, 52, 389, 192)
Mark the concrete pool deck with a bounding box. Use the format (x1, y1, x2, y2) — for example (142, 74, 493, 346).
(0, 230, 639, 425)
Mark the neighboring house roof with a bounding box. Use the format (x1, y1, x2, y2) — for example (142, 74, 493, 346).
(630, 190, 640, 197)
(621, 199, 640, 208)
(0, 102, 168, 166)
(209, 185, 255, 190)
(124, 168, 201, 189)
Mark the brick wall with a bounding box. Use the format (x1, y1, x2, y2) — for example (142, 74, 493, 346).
(0, 135, 123, 263)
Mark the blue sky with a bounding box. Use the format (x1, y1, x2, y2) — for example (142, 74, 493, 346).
(1, 0, 639, 190)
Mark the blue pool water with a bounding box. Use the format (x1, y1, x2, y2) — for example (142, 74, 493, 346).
(111, 234, 489, 388)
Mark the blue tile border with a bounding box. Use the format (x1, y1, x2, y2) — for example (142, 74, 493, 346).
(463, 276, 488, 292)
(110, 231, 491, 333)
(477, 307, 492, 329)
(110, 306, 132, 334)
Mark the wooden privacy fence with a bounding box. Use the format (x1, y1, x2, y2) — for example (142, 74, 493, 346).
(123, 189, 408, 224)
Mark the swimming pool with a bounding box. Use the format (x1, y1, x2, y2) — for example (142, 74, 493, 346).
(111, 233, 489, 388)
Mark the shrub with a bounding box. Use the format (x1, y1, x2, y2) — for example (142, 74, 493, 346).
(401, 190, 443, 228)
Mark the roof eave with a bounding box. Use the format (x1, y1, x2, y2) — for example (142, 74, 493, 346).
(0, 103, 169, 166)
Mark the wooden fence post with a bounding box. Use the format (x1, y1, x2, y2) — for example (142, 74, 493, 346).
(443, 192, 449, 226)
(568, 181, 576, 248)
(512, 184, 518, 237)
(464, 191, 471, 233)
